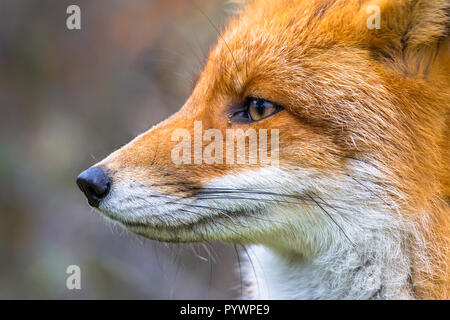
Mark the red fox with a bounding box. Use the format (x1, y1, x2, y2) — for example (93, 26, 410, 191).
(77, 0, 449, 299)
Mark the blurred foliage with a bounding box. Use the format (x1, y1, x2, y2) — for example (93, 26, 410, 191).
(0, 0, 240, 299)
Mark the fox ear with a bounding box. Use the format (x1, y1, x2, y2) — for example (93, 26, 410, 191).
(365, 0, 449, 75)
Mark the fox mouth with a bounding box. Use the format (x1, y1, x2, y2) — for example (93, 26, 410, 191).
(80, 168, 305, 242)
(96, 203, 271, 243)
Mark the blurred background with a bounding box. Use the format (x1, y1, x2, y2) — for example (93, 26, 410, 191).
(0, 0, 241, 299)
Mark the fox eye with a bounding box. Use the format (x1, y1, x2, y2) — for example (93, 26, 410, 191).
(231, 98, 282, 123)
(248, 99, 279, 121)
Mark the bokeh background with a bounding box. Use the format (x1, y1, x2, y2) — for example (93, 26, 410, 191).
(0, 0, 242, 299)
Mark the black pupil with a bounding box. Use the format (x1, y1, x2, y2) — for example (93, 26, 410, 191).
(254, 100, 266, 116)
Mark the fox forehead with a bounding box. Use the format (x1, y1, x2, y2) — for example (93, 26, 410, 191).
(207, 1, 370, 72)
(200, 1, 382, 116)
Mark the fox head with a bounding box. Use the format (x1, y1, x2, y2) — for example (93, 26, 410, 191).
(77, 0, 449, 299)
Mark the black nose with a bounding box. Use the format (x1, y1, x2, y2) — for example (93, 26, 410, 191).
(76, 167, 111, 207)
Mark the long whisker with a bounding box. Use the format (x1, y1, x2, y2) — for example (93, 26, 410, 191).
(305, 192, 355, 247)
(122, 184, 360, 251)
(174, 202, 291, 227)
(177, 208, 254, 244)
(241, 245, 260, 299)
(191, 0, 244, 89)
(234, 244, 243, 297)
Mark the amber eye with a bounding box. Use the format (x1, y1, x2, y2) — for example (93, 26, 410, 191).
(247, 99, 280, 121)
(229, 97, 283, 123)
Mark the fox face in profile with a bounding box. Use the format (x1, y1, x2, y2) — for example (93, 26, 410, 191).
(77, 0, 449, 299)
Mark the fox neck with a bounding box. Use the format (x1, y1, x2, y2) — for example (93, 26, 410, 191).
(244, 242, 415, 300)
(243, 230, 417, 300)
(241, 198, 422, 299)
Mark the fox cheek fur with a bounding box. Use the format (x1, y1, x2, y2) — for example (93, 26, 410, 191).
(77, 0, 450, 299)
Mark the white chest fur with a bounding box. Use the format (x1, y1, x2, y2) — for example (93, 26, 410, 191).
(243, 243, 414, 299)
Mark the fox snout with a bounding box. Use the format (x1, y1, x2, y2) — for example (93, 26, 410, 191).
(77, 167, 111, 208)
